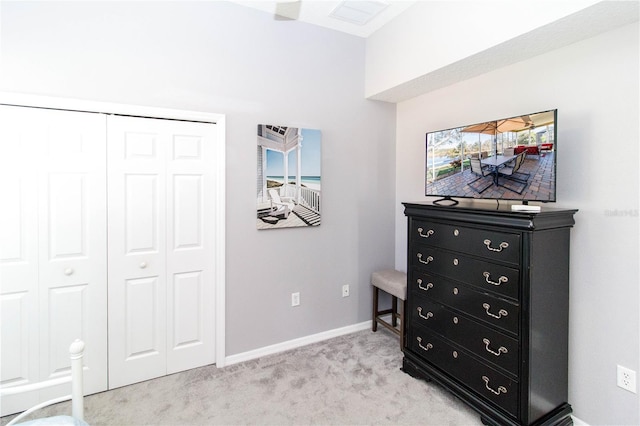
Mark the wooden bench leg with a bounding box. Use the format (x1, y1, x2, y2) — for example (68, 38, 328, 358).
(372, 286, 378, 332)
(391, 296, 398, 327)
(400, 299, 405, 350)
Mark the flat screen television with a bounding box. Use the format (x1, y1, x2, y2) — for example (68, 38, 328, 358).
(425, 109, 557, 204)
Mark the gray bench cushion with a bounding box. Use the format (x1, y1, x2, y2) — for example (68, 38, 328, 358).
(371, 269, 407, 300)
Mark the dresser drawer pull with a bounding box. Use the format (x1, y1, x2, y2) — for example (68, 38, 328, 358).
(483, 272, 508, 286)
(417, 254, 434, 265)
(484, 239, 509, 252)
(482, 303, 508, 319)
(417, 307, 433, 320)
(417, 227, 434, 238)
(482, 376, 508, 396)
(416, 337, 433, 352)
(483, 338, 508, 356)
(417, 279, 433, 291)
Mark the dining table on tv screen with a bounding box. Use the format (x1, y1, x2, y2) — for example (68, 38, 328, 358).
(481, 154, 516, 183)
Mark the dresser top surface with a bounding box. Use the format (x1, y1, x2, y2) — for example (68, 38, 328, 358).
(403, 201, 577, 230)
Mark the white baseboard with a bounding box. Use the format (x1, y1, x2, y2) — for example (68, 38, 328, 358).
(572, 415, 589, 426)
(224, 321, 372, 366)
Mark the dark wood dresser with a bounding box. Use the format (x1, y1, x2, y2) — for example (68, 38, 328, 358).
(402, 201, 577, 426)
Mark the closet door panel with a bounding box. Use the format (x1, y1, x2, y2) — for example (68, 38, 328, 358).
(37, 108, 107, 398)
(172, 175, 203, 250)
(172, 271, 203, 346)
(0, 173, 38, 368)
(0, 291, 39, 415)
(0, 107, 45, 414)
(107, 116, 167, 388)
(125, 276, 163, 356)
(108, 116, 217, 386)
(166, 122, 216, 374)
(0, 176, 38, 287)
(125, 174, 160, 253)
(45, 284, 86, 373)
(0, 106, 107, 415)
(1, 292, 32, 384)
(0, 105, 39, 303)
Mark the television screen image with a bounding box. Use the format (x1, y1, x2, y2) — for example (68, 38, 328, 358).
(425, 109, 557, 202)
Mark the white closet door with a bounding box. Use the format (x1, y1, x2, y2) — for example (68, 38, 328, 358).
(0, 106, 107, 415)
(0, 106, 41, 415)
(107, 116, 216, 388)
(165, 120, 216, 374)
(36, 109, 108, 399)
(107, 116, 168, 388)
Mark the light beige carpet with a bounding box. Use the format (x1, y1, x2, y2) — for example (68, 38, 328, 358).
(2, 329, 481, 425)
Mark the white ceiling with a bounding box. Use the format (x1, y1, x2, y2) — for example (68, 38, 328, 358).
(227, 1, 639, 102)
(227, 1, 417, 38)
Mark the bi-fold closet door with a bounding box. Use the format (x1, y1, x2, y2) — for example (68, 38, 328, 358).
(1, 106, 218, 415)
(0, 106, 108, 416)
(107, 115, 216, 388)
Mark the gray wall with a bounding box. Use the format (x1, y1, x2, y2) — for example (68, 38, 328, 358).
(394, 23, 639, 425)
(0, 1, 397, 355)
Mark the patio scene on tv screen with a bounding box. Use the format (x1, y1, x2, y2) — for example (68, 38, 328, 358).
(425, 110, 557, 202)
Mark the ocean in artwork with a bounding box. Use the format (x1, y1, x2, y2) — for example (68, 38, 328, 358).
(267, 175, 321, 190)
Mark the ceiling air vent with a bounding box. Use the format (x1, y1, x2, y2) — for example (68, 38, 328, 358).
(329, 1, 389, 26)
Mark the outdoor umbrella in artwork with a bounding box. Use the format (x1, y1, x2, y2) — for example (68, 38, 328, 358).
(461, 115, 534, 157)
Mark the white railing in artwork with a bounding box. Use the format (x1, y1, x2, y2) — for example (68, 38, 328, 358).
(282, 185, 321, 214)
(300, 186, 320, 214)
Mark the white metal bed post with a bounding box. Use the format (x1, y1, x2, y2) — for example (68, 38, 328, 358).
(69, 339, 85, 421)
(2, 340, 85, 426)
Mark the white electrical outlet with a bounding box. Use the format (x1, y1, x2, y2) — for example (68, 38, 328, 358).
(617, 365, 637, 393)
(291, 292, 300, 307)
(342, 284, 350, 297)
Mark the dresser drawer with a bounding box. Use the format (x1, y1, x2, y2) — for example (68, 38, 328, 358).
(409, 270, 519, 335)
(410, 220, 520, 265)
(409, 298, 519, 375)
(408, 326, 519, 418)
(411, 246, 520, 300)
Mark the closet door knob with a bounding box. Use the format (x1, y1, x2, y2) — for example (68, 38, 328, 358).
(64, 268, 74, 276)
(139, 262, 148, 269)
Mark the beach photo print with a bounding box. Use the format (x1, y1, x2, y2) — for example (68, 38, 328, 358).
(256, 125, 321, 230)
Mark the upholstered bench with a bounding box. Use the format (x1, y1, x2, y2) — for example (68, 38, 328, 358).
(371, 269, 407, 349)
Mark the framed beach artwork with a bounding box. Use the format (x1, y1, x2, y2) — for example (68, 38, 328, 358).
(256, 125, 321, 230)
